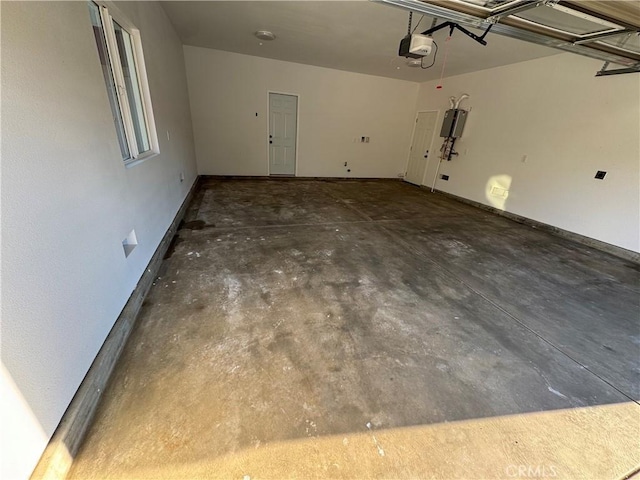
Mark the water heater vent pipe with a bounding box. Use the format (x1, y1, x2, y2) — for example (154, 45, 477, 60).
(454, 93, 469, 109)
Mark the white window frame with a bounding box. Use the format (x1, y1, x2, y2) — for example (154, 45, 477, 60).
(92, 1, 159, 167)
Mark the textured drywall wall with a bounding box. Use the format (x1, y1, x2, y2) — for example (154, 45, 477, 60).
(184, 46, 419, 178)
(414, 53, 640, 252)
(0, 2, 197, 478)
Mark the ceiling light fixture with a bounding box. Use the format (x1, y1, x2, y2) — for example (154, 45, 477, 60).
(255, 30, 276, 41)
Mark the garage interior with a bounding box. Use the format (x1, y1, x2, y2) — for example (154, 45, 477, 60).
(2, 1, 639, 479)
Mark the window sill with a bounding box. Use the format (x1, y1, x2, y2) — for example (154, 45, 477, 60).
(124, 150, 159, 169)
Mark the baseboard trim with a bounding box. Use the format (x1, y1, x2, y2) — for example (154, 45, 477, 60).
(30, 177, 201, 480)
(200, 175, 404, 182)
(431, 188, 639, 264)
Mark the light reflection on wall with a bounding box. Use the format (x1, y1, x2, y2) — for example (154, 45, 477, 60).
(485, 174, 513, 210)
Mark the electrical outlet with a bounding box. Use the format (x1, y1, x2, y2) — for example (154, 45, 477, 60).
(490, 186, 509, 198)
(440, 174, 449, 181)
(595, 170, 607, 179)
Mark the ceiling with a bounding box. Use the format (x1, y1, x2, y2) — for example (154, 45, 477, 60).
(160, 1, 561, 82)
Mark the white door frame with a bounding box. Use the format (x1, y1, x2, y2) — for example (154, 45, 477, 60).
(404, 110, 439, 186)
(267, 90, 300, 176)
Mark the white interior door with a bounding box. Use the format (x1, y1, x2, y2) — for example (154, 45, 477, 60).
(405, 111, 438, 186)
(269, 93, 297, 175)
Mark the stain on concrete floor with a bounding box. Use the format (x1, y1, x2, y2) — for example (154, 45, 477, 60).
(69, 179, 640, 479)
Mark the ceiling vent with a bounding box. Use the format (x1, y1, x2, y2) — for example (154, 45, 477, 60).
(255, 30, 276, 41)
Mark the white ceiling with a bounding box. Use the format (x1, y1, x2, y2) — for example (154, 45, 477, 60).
(161, 1, 560, 82)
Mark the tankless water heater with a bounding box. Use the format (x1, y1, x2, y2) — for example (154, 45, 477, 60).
(440, 109, 468, 138)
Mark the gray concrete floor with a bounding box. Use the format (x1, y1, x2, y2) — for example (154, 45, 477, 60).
(70, 179, 640, 479)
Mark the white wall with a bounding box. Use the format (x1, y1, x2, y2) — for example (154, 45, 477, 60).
(184, 46, 419, 178)
(0, 2, 197, 478)
(415, 53, 640, 253)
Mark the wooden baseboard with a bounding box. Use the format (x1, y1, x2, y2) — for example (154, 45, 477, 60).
(30, 177, 201, 480)
(431, 188, 639, 264)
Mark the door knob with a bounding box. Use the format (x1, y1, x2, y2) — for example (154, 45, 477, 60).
(269, 140, 273, 144)
(269, 135, 272, 138)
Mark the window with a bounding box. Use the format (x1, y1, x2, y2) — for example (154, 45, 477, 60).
(87, 2, 158, 165)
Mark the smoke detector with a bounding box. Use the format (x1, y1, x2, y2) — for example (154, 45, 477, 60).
(407, 58, 422, 67)
(255, 30, 276, 41)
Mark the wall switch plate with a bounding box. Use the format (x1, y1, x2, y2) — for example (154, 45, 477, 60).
(595, 170, 607, 179)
